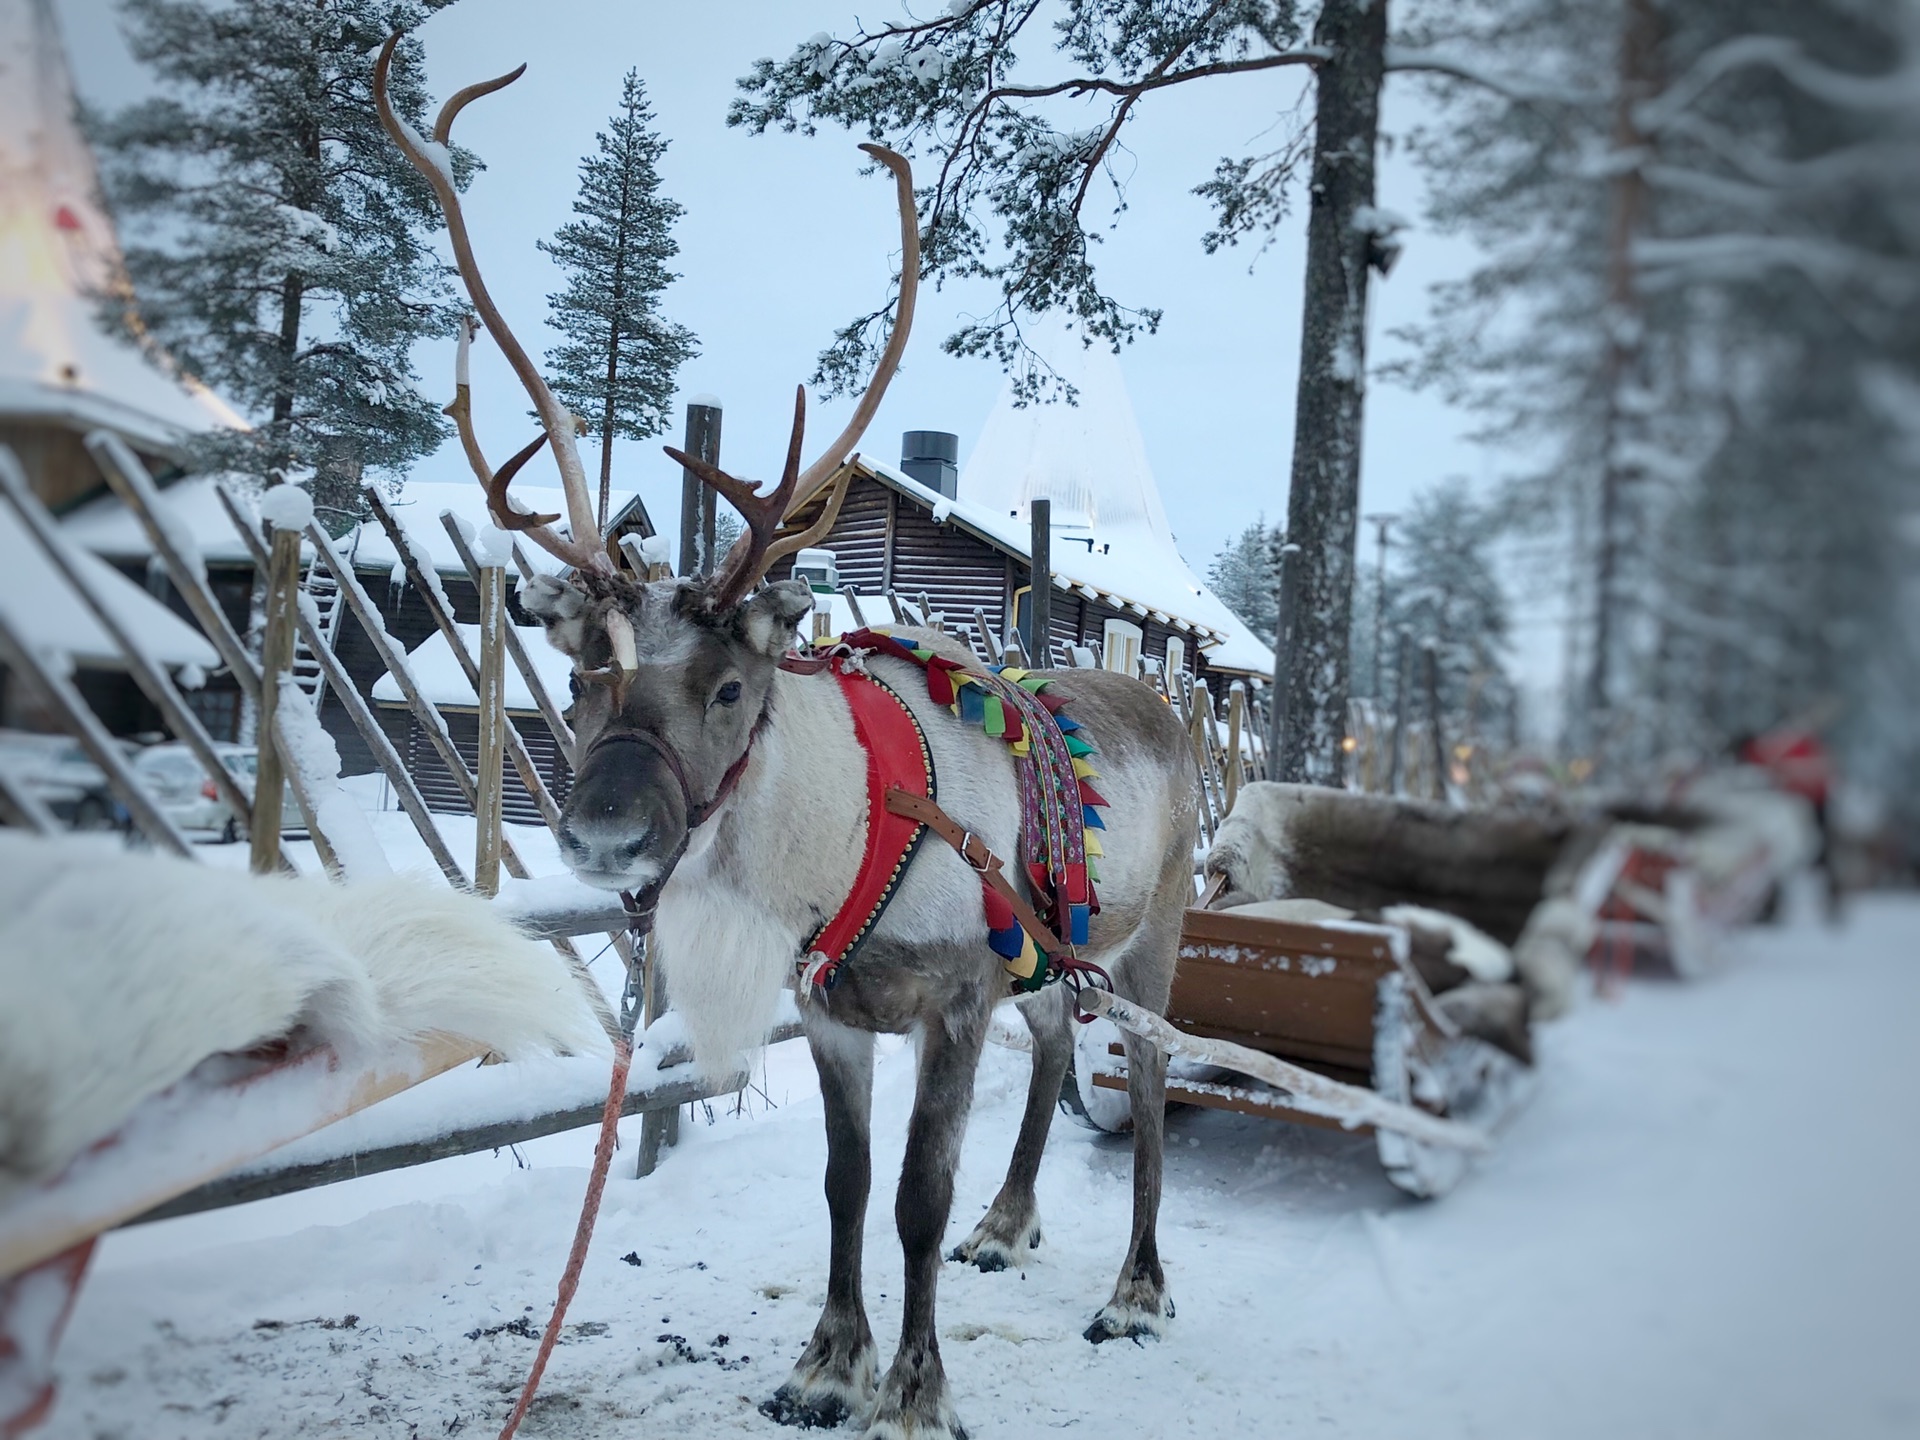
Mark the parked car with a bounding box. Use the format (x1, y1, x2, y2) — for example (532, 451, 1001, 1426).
(132, 741, 301, 842)
(0, 729, 134, 830)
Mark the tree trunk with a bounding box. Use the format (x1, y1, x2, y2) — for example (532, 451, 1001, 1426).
(1586, 0, 1662, 750)
(1277, 0, 1386, 786)
(270, 270, 305, 479)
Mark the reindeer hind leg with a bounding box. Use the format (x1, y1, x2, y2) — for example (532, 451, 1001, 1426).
(948, 987, 1072, 1273)
(1085, 859, 1183, 1344)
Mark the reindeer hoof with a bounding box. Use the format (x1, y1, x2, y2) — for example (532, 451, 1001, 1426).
(946, 1212, 1041, 1273)
(761, 1387, 852, 1429)
(1083, 1294, 1174, 1345)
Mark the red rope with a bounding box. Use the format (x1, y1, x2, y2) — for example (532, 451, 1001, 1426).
(496, 1037, 633, 1440)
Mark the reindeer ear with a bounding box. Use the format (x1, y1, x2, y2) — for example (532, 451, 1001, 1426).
(738, 579, 813, 658)
(518, 575, 593, 657)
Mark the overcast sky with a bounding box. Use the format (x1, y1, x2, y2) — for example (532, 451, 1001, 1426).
(53, 0, 1569, 720)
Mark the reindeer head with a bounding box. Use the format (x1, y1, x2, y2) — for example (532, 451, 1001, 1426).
(374, 41, 917, 894)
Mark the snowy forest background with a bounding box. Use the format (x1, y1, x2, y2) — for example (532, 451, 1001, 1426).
(66, 0, 1920, 831)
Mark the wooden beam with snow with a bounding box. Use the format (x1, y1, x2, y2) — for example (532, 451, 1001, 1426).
(1079, 990, 1491, 1153)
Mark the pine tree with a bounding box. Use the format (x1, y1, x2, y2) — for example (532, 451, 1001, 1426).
(94, 0, 465, 511)
(1401, 0, 1920, 800)
(1207, 519, 1279, 646)
(730, 1, 1512, 785)
(541, 71, 698, 530)
(1383, 480, 1512, 733)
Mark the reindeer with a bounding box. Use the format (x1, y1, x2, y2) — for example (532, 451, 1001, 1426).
(376, 40, 1199, 1440)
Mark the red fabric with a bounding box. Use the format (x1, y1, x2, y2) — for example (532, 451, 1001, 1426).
(1740, 727, 1832, 805)
(809, 668, 935, 966)
(1, 1240, 95, 1438)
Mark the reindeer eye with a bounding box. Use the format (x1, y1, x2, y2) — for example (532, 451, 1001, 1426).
(715, 680, 742, 707)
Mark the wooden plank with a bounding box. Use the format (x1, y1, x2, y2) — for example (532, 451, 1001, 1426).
(136, 1067, 719, 1222)
(0, 1035, 482, 1278)
(0, 610, 193, 856)
(1225, 684, 1245, 812)
(251, 522, 301, 874)
(0, 451, 267, 855)
(1091, 1071, 1375, 1135)
(1079, 990, 1489, 1152)
(474, 564, 506, 896)
(0, 767, 57, 833)
(84, 432, 259, 706)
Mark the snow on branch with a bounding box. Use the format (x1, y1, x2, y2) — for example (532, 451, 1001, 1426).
(1383, 45, 1600, 105)
(1634, 232, 1915, 301)
(1637, 36, 1917, 135)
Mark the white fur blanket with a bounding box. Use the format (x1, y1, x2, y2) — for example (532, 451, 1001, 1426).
(0, 835, 608, 1200)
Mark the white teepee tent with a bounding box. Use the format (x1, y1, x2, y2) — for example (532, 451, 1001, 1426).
(956, 315, 1273, 677)
(0, 0, 241, 498)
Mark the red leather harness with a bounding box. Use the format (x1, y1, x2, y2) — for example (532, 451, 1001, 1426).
(797, 663, 935, 990)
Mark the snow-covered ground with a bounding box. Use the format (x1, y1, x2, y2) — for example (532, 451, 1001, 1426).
(43, 889, 1920, 1439)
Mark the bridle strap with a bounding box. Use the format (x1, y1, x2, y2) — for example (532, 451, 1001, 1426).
(608, 650, 821, 932)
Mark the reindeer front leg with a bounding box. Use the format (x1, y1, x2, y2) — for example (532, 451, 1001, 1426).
(868, 988, 990, 1440)
(765, 1018, 878, 1429)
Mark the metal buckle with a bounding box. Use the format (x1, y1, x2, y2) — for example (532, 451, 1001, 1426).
(958, 831, 993, 874)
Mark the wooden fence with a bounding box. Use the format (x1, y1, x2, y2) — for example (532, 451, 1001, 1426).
(0, 435, 790, 1211)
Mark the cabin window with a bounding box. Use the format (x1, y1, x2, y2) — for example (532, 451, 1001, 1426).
(1163, 635, 1186, 678)
(1102, 618, 1143, 676)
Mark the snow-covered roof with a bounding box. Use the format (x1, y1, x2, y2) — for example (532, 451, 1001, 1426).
(0, 0, 245, 450)
(846, 318, 1273, 676)
(59, 473, 258, 565)
(370, 622, 570, 713)
(0, 503, 219, 669)
(340, 482, 643, 578)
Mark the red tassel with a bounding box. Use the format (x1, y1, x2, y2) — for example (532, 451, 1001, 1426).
(927, 665, 955, 707)
(1078, 782, 1110, 809)
(1063, 863, 1089, 906)
(1036, 692, 1067, 713)
(981, 882, 1014, 931)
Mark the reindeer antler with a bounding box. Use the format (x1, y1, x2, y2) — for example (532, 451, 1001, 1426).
(374, 36, 609, 573)
(666, 146, 917, 610)
(786, 145, 919, 519)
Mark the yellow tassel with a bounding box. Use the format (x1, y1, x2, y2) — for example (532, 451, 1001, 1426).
(1084, 831, 1104, 857)
(1071, 756, 1099, 780)
(1010, 738, 1031, 758)
(1000, 667, 1028, 683)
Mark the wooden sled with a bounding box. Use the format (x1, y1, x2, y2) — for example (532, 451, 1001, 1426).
(1078, 895, 1533, 1199)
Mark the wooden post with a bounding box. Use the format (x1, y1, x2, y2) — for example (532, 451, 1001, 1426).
(215, 485, 467, 886)
(1027, 498, 1051, 666)
(1225, 684, 1246, 813)
(678, 401, 721, 576)
(1422, 639, 1448, 803)
(440, 510, 576, 766)
(474, 563, 507, 897)
(252, 515, 302, 874)
(972, 608, 1003, 665)
(1388, 628, 1412, 797)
